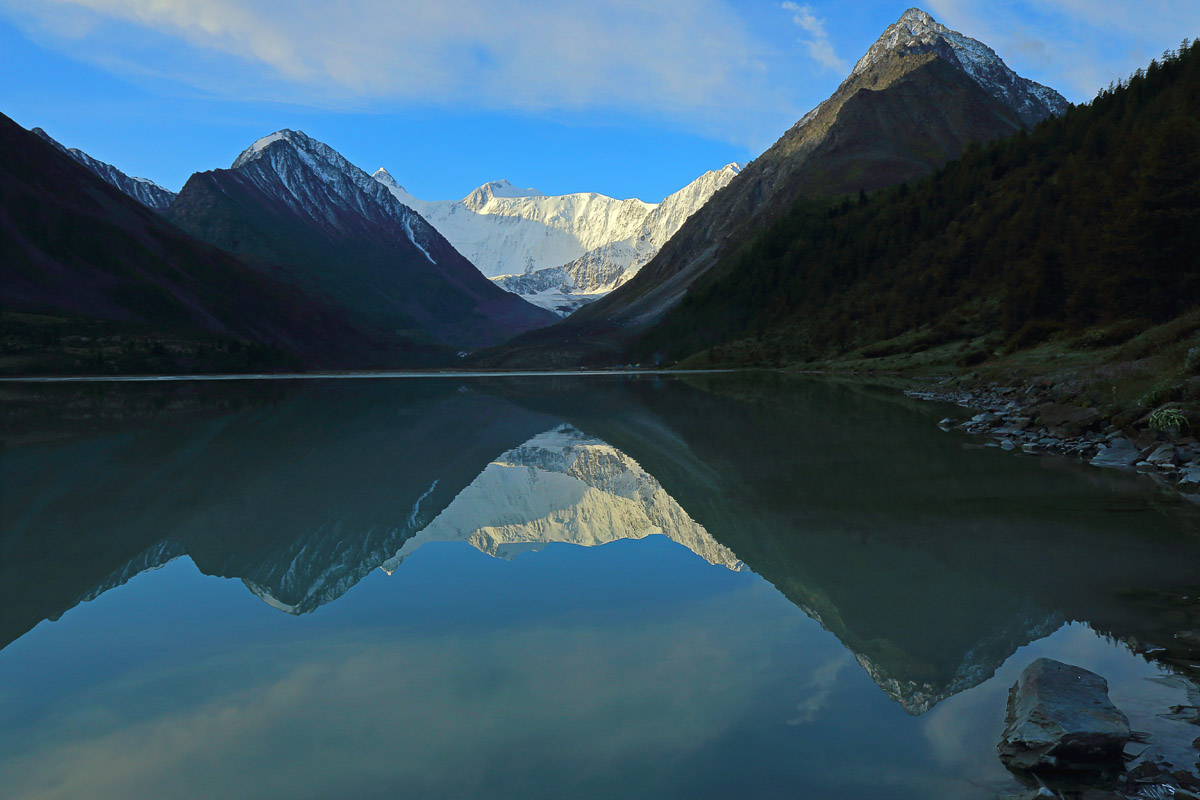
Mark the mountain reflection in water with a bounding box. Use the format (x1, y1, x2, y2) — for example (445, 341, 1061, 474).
(1, 374, 1198, 799)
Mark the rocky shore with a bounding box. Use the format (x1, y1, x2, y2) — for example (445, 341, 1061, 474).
(906, 380, 1200, 798)
(906, 382, 1200, 501)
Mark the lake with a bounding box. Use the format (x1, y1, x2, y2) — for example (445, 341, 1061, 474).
(2, 372, 1198, 799)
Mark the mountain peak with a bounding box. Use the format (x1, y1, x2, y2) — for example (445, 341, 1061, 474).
(462, 179, 544, 209)
(372, 166, 420, 208)
(231, 129, 317, 169)
(849, 7, 1069, 126)
(486, 179, 543, 199)
(898, 7, 936, 28)
(372, 166, 404, 191)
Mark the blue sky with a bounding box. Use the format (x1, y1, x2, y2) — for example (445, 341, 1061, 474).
(2, 1, 1197, 202)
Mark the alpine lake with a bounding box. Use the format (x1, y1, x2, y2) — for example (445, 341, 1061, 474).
(2, 371, 1198, 799)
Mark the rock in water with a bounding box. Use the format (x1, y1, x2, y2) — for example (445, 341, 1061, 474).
(998, 658, 1131, 772)
(1090, 439, 1143, 469)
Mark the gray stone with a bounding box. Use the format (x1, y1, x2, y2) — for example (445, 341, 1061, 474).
(1090, 439, 1142, 469)
(1145, 444, 1179, 466)
(1178, 466, 1200, 487)
(998, 658, 1130, 772)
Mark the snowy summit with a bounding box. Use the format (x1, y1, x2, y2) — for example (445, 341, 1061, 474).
(850, 7, 1070, 126)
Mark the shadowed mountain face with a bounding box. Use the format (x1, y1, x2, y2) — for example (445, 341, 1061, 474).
(167, 130, 557, 352)
(2, 375, 1197, 715)
(0, 113, 404, 369)
(478, 8, 1066, 366)
(30, 127, 178, 211)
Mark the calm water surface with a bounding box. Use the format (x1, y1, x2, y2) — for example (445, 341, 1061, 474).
(1, 373, 1198, 799)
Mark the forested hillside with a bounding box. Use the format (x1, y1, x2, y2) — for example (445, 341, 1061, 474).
(638, 40, 1200, 367)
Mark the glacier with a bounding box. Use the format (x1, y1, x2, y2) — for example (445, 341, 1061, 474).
(374, 164, 742, 315)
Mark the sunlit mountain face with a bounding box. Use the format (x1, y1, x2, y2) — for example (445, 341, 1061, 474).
(2, 374, 1199, 800)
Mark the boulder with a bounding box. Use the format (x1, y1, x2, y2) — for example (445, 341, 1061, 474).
(998, 658, 1130, 772)
(1145, 443, 1179, 466)
(1090, 439, 1142, 469)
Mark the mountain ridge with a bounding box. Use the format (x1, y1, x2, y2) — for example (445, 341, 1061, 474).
(30, 127, 178, 210)
(374, 163, 742, 315)
(167, 129, 558, 353)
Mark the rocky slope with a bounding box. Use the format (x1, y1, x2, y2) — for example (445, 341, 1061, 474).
(478, 7, 1067, 364)
(374, 164, 741, 315)
(30, 127, 177, 210)
(167, 130, 557, 353)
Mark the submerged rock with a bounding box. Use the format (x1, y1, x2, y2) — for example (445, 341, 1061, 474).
(998, 658, 1131, 773)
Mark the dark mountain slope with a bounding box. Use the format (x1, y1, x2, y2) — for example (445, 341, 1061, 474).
(0, 112, 405, 371)
(31, 127, 178, 210)
(637, 39, 1200, 367)
(167, 130, 557, 350)
(476, 8, 1064, 366)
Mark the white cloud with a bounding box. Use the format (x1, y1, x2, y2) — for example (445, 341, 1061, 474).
(0, 0, 799, 145)
(781, 1, 846, 73)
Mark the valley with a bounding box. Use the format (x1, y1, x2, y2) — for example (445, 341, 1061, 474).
(2, 6, 1198, 797)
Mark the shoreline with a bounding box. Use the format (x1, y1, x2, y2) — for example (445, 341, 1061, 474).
(0, 367, 735, 383)
(903, 381, 1200, 504)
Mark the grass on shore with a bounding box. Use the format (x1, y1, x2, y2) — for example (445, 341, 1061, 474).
(0, 311, 300, 377)
(676, 311, 1200, 433)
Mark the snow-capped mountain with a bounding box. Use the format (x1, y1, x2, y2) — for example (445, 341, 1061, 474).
(167, 129, 557, 351)
(489, 6, 1072, 361)
(380, 424, 743, 571)
(374, 164, 742, 315)
(229, 129, 445, 259)
(848, 8, 1069, 126)
(31, 127, 177, 210)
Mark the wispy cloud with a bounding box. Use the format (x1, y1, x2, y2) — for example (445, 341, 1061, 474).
(781, 1, 846, 73)
(786, 652, 853, 725)
(0, 0, 798, 146)
(0, 614, 765, 799)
